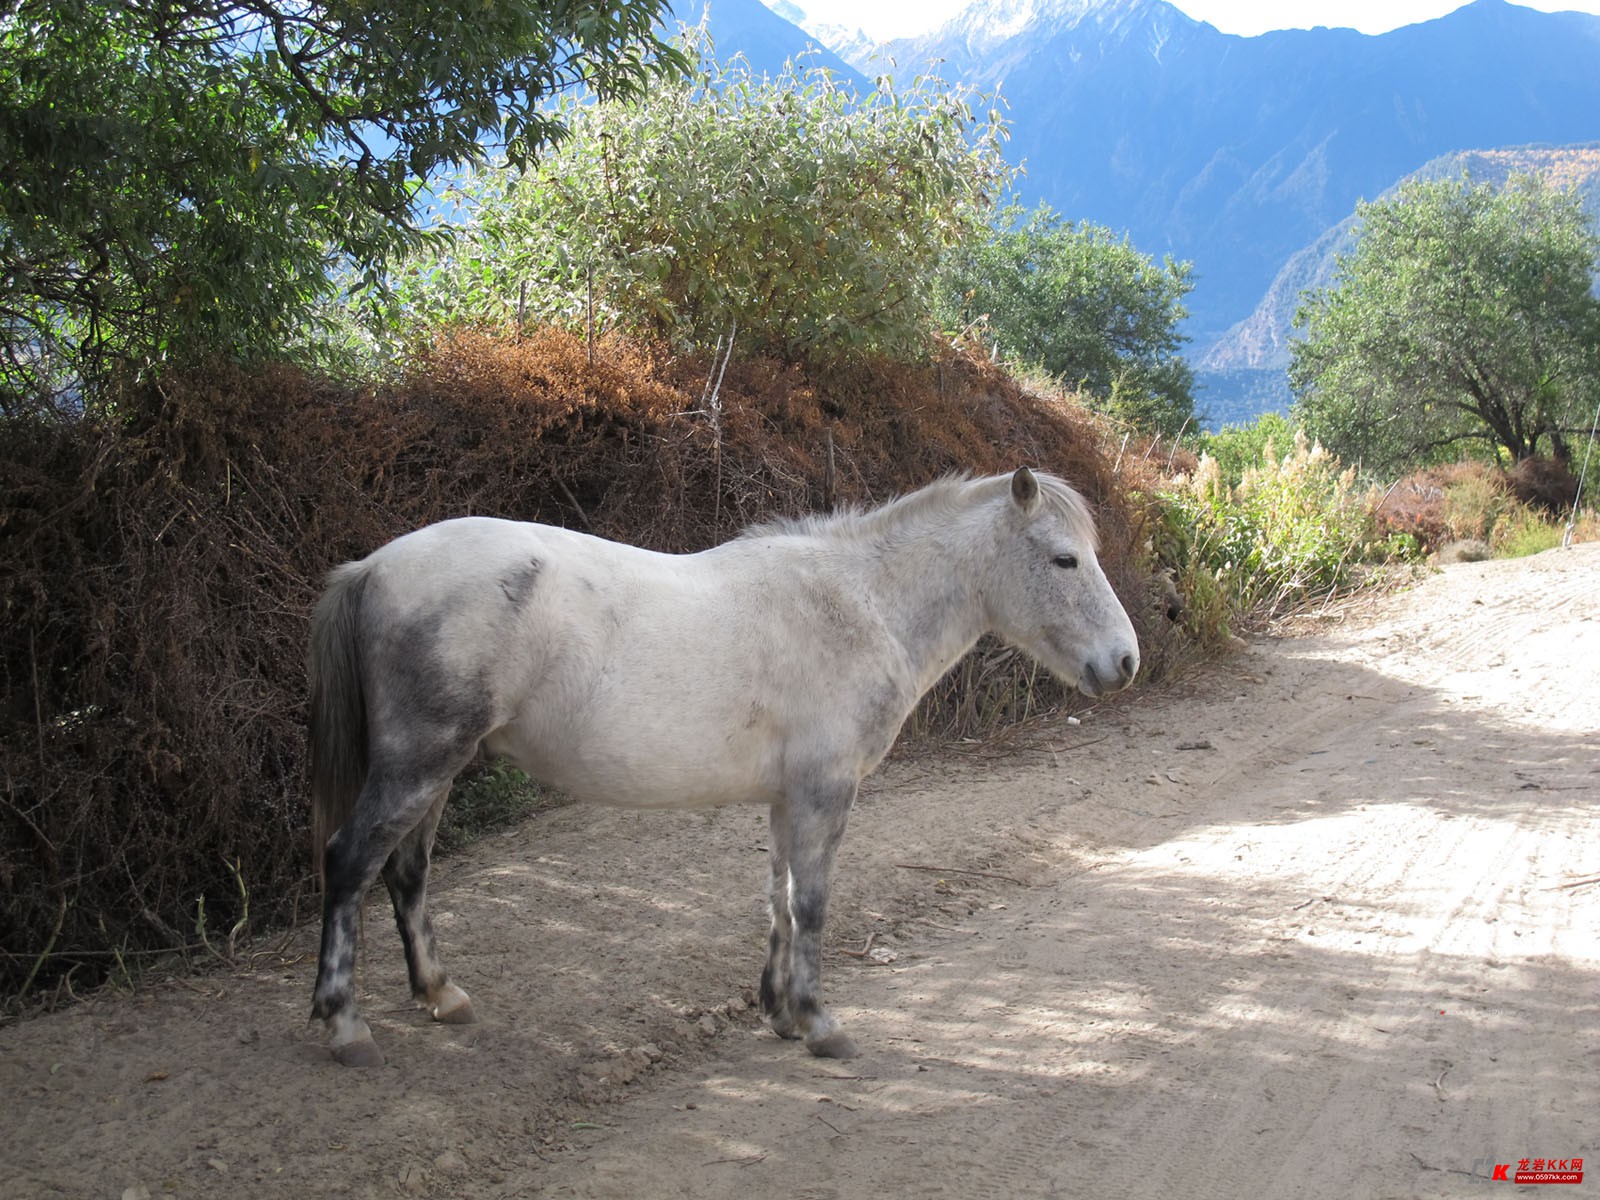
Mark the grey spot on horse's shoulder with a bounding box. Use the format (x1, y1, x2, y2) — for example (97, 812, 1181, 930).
(498, 556, 543, 604)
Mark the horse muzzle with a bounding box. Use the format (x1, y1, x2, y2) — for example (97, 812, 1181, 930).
(1077, 650, 1139, 698)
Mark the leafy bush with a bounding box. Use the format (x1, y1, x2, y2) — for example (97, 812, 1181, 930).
(437, 764, 552, 854)
(1155, 431, 1379, 623)
(379, 41, 1010, 364)
(1492, 508, 1566, 558)
(1197, 412, 1296, 487)
(937, 201, 1196, 437)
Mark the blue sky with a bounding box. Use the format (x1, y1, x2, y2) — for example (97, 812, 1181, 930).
(787, 0, 1600, 40)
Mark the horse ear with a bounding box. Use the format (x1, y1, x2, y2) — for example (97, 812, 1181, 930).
(1010, 467, 1040, 512)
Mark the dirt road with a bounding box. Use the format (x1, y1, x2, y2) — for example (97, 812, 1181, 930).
(5, 544, 1597, 1200)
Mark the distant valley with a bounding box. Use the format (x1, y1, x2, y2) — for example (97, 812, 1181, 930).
(1203, 144, 1600, 372)
(679, 0, 1600, 424)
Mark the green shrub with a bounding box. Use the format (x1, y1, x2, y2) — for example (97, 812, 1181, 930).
(438, 763, 552, 853)
(377, 38, 1010, 364)
(936, 200, 1196, 438)
(1197, 412, 1296, 487)
(1155, 431, 1379, 623)
(1382, 530, 1425, 562)
(1492, 507, 1566, 558)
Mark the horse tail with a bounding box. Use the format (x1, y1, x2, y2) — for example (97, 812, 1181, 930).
(309, 561, 371, 887)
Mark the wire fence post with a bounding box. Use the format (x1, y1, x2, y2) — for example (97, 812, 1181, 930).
(1563, 395, 1600, 549)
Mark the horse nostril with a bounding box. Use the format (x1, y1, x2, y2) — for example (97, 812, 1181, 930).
(1119, 653, 1138, 683)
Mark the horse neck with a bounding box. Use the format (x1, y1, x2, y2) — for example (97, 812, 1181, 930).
(857, 510, 999, 693)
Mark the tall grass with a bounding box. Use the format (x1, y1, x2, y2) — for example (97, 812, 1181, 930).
(1154, 431, 1380, 626)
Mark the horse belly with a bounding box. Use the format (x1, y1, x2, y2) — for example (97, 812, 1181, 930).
(484, 707, 785, 810)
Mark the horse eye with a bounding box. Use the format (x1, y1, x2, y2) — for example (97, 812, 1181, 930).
(1053, 554, 1079, 570)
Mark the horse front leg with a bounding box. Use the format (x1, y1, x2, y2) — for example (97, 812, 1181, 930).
(760, 802, 799, 1039)
(777, 776, 860, 1059)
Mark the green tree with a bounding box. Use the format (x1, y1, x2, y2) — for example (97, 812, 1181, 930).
(385, 45, 1012, 363)
(0, 0, 687, 412)
(938, 201, 1195, 438)
(1198, 411, 1296, 487)
(1289, 173, 1600, 473)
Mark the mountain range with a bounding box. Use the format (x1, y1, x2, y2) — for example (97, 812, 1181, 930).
(1203, 144, 1600, 369)
(669, 0, 863, 80)
(675, 0, 1600, 423)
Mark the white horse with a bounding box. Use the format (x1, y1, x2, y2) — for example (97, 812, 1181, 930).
(308, 468, 1139, 1067)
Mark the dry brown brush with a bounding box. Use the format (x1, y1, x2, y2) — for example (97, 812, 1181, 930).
(1373, 457, 1582, 554)
(1, 329, 1187, 1007)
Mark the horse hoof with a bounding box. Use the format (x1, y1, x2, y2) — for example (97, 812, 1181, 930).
(429, 983, 477, 1025)
(806, 1030, 859, 1059)
(431, 997, 477, 1025)
(332, 1038, 386, 1068)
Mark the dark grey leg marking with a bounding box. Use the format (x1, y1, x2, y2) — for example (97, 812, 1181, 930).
(382, 788, 473, 1019)
(312, 744, 482, 1064)
(761, 801, 799, 1037)
(772, 777, 860, 1059)
(312, 785, 401, 1068)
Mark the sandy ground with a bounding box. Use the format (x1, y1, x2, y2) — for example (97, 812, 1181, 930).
(3, 543, 1597, 1200)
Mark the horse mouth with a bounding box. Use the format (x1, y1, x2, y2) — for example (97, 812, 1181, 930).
(1077, 665, 1107, 698)
(1078, 654, 1138, 698)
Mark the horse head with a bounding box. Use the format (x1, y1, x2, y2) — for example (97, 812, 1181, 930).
(985, 467, 1140, 698)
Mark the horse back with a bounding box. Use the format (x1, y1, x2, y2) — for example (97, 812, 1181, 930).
(327, 517, 920, 809)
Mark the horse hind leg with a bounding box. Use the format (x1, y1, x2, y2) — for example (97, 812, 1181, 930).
(312, 796, 394, 1069)
(312, 874, 385, 1068)
(383, 789, 476, 1026)
(312, 757, 476, 1067)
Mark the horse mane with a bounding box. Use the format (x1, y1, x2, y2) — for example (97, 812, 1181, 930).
(742, 471, 1099, 551)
